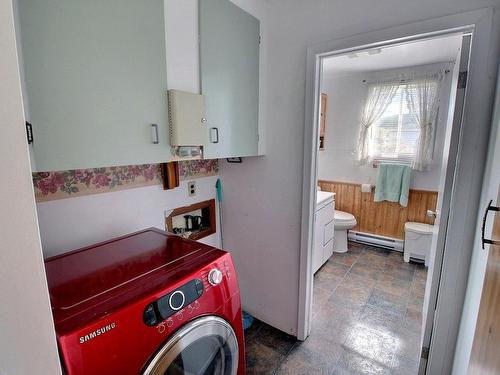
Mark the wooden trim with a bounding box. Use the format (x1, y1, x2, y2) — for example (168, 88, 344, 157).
(165, 199, 216, 241)
(318, 180, 438, 239)
(160, 162, 180, 190)
(318, 179, 437, 194)
(318, 179, 362, 187)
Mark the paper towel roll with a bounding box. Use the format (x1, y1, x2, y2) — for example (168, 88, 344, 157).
(361, 184, 372, 193)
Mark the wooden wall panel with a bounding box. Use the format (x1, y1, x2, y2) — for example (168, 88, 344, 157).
(318, 180, 437, 239)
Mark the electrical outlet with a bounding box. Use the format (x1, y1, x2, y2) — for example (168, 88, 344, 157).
(188, 181, 196, 196)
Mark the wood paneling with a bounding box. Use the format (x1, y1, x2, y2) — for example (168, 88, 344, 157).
(318, 180, 437, 239)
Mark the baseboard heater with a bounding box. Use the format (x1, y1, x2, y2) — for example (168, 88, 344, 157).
(348, 230, 404, 252)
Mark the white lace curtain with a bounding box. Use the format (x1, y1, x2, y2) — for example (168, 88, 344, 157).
(406, 76, 441, 171)
(357, 82, 399, 165)
(357, 73, 442, 171)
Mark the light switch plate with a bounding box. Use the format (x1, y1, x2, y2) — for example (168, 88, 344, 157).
(188, 181, 196, 197)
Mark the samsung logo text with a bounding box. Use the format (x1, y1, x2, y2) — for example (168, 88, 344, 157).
(79, 323, 116, 344)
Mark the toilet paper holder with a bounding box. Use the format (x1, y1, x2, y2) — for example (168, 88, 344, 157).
(361, 184, 373, 193)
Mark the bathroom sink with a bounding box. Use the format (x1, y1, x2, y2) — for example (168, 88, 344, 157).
(317, 190, 335, 206)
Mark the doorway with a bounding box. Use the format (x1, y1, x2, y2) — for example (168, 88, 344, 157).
(298, 11, 497, 373)
(308, 32, 466, 373)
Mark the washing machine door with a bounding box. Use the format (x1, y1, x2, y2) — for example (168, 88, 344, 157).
(143, 316, 239, 375)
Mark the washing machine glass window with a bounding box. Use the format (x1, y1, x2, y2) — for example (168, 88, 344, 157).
(143, 316, 238, 375)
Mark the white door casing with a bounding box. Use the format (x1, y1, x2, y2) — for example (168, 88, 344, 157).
(419, 33, 471, 374)
(300, 9, 499, 375)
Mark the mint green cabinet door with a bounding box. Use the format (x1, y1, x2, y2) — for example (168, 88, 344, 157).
(199, 0, 260, 159)
(18, 0, 169, 171)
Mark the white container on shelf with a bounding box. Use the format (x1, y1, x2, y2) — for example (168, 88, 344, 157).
(404, 222, 434, 266)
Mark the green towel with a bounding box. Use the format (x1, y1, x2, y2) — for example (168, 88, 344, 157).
(374, 164, 412, 207)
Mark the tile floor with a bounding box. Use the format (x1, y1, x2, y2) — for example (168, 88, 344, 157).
(245, 242, 427, 374)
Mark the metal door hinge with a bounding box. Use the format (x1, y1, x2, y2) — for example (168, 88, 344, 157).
(458, 71, 468, 89)
(421, 346, 430, 360)
(26, 121, 33, 144)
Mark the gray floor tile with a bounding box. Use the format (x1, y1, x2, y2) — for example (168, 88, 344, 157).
(245, 242, 425, 374)
(343, 325, 398, 367)
(336, 348, 392, 375)
(391, 355, 419, 375)
(350, 262, 385, 281)
(253, 322, 297, 356)
(245, 338, 284, 375)
(367, 289, 408, 315)
(358, 304, 405, 334)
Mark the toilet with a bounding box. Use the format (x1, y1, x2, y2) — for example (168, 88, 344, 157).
(333, 210, 357, 253)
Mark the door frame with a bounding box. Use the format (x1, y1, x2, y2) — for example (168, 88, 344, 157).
(298, 8, 499, 374)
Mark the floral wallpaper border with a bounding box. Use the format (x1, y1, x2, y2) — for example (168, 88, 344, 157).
(33, 160, 219, 202)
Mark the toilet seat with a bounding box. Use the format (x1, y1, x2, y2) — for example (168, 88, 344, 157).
(334, 210, 357, 230)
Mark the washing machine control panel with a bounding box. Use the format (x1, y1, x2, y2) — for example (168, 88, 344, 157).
(143, 278, 204, 326)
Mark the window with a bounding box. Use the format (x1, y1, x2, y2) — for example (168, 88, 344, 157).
(358, 76, 441, 170)
(368, 81, 438, 163)
(368, 84, 420, 162)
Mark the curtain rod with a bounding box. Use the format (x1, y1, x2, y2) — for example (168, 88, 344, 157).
(362, 69, 450, 83)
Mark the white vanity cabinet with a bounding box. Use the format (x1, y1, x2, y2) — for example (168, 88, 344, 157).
(313, 191, 335, 273)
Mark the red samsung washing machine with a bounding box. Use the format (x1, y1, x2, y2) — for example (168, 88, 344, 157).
(44, 228, 245, 375)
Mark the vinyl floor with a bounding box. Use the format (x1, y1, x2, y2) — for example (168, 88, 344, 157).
(245, 242, 427, 374)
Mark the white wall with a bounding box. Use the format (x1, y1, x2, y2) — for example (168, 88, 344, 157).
(318, 62, 454, 191)
(0, 0, 61, 373)
(37, 176, 221, 257)
(219, 0, 500, 336)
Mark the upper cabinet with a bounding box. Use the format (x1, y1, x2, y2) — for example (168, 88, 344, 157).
(199, 0, 260, 159)
(16, 0, 262, 171)
(18, 0, 170, 171)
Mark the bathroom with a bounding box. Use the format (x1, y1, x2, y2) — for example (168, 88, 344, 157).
(308, 34, 463, 372)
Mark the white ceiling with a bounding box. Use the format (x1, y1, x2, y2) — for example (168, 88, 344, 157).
(322, 35, 462, 76)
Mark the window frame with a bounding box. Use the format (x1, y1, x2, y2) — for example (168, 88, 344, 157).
(367, 83, 420, 164)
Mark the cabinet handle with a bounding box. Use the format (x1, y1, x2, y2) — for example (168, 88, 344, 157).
(210, 127, 219, 143)
(482, 199, 500, 249)
(151, 124, 159, 144)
